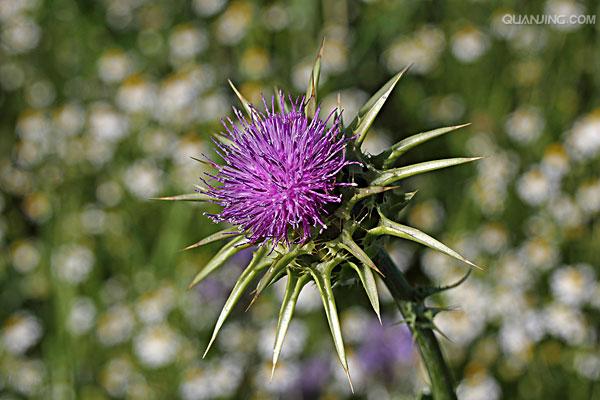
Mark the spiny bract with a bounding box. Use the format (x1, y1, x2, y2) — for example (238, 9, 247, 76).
(158, 43, 481, 387)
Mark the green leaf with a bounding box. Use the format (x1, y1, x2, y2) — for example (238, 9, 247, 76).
(309, 260, 353, 391)
(188, 236, 250, 288)
(336, 186, 400, 219)
(249, 245, 310, 306)
(203, 247, 268, 357)
(347, 261, 381, 322)
(369, 212, 481, 270)
(182, 228, 239, 251)
(416, 270, 472, 299)
(339, 230, 382, 275)
(271, 270, 310, 377)
(228, 79, 254, 118)
(349, 66, 409, 146)
(151, 192, 214, 202)
(383, 123, 471, 168)
(371, 157, 482, 186)
(304, 39, 324, 118)
(383, 190, 418, 216)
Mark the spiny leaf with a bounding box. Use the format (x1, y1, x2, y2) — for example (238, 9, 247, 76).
(249, 245, 309, 306)
(151, 192, 214, 202)
(339, 231, 382, 275)
(383, 190, 418, 216)
(182, 228, 239, 251)
(371, 157, 482, 186)
(347, 261, 381, 323)
(416, 269, 472, 299)
(383, 123, 471, 168)
(351, 185, 402, 205)
(369, 212, 481, 270)
(304, 38, 324, 118)
(309, 259, 353, 392)
(349, 65, 409, 146)
(203, 247, 268, 357)
(188, 236, 250, 288)
(271, 271, 310, 378)
(228, 79, 254, 118)
(336, 186, 400, 219)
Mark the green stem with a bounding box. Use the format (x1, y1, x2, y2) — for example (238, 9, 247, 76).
(375, 249, 457, 400)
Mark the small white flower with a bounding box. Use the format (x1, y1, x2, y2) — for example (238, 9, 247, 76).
(169, 25, 207, 62)
(451, 27, 489, 63)
(517, 237, 559, 271)
(133, 324, 180, 368)
(543, 303, 588, 345)
(2, 311, 43, 355)
(576, 179, 600, 215)
(549, 195, 582, 229)
(435, 310, 486, 346)
(116, 77, 157, 114)
(516, 167, 557, 206)
(566, 110, 600, 160)
(67, 297, 96, 336)
(385, 25, 445, 75)
(457, 373, 502, 400)
(1, 17, 41, 54)
(574, 352, 600, 380)
(135, 286, 176, 324)
(545, 0, 586, 32)
(550, 264, 596, 306)
(6, 359, 45, 396)
(11, 239, 40, 273)
(51, 244, 94, 285)
(97, 49, 133, 83)
(505, 106, 545, 144)
(257, 320, 307, 360)
(96, 305, 135, 346)
(215, 2, 251, 45)
(192, 0, 227, 17)
(180, 359, 244, 400)
(100, 357, 134, 397)
(478, 223, 509, 254)
(54, 103, 85, 136)
(123, 160, 163, 199)
(89, 102, 129, 143)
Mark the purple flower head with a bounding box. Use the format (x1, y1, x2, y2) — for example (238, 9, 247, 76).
(204, 96, 352, 245)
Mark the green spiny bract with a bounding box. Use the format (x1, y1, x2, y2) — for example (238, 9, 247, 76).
(157, 43, 481, 387)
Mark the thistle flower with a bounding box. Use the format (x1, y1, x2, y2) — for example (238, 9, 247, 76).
(158, 43, 481, 393)
(204, 98, 352, 245)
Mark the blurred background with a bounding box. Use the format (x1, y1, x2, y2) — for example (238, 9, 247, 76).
(1, 0, 599, 399)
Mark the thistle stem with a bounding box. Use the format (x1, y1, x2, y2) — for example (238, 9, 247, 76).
(375, 249, 457, 400)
